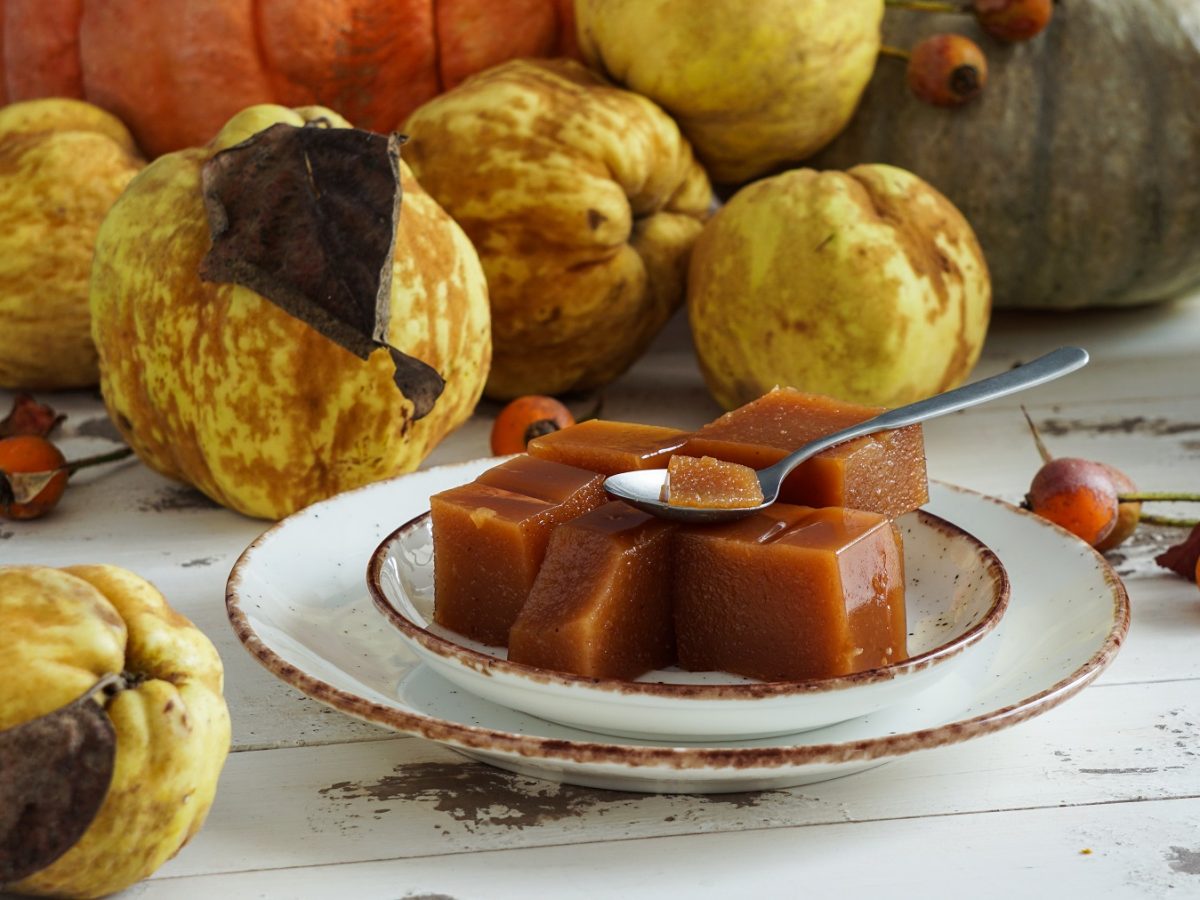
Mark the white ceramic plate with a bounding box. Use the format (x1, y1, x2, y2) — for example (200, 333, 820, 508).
(366, 509, 1010, 741)
(226, 461, 1128, 794)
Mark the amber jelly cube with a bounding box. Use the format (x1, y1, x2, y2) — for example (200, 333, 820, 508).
(681, 388, 928, 518)
(674, 504, 907, 682)
(431, 457, 606, 645)
(476, 454, 605, 505)
(528, 419, 689, 476)
(508, 501, 676, 679)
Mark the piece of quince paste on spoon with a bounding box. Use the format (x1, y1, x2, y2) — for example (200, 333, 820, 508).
(665, 455, 765, 509)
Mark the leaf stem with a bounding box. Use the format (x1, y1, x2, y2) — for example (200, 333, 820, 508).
(64, 446, 135, 475)
(878, 44, 912, 61)
(884, 0, 964, 11)
(1119, 492, 1200, 503)
(1020, 405, 1055, 465)
(84, 673, 128, 705)
(1138, 513, 1200, 528)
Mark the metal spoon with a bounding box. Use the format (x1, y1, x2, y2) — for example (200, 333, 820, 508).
(604, 346, 1089, 523)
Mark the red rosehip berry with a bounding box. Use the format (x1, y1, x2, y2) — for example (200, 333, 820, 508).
(907, 34, 989, 107)
(974, 0, 1054, 43)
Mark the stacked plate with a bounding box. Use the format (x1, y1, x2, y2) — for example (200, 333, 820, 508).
(227, 460, 1129, 794)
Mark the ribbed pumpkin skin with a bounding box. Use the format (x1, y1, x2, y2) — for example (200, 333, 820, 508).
(813, 0, 1200, 309)
(89, 105, 492, 520)
(1, 0, 578, 157)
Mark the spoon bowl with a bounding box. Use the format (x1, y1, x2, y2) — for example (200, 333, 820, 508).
(603, 468, 773, 523)
(604, 347, 1090, 523)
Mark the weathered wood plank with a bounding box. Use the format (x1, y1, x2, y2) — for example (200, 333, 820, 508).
(146, 678, 1199, 880)
(140, 793, 1200, 898)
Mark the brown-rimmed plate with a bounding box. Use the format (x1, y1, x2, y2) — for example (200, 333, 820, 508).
(226, 460, 1128, 794)
(366, 508, 1010, 741)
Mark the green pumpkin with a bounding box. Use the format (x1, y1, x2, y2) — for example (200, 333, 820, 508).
(813, 0, 1200, 309)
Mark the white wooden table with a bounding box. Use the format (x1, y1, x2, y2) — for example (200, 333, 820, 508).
(4, 298, 1200, 899)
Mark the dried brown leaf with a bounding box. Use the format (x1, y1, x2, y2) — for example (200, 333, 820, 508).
(199, 122, 444, 418)
(1155, 522, 1200, 580)
(0, 395, 64, 439)
(0, 685, 115, 885)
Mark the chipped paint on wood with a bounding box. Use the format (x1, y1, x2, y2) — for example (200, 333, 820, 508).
(1102, 524, 1195, 579)
(1077, 767, 1181, 775)
(137, 486, 222, 513)
(1166, 847, 1200, 877)
(181, 557, 219, 568)
(318, 762, 790, 833)
(1036, 416, 1200, 438)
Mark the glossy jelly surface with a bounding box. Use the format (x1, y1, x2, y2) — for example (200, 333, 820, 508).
(529, 419, 689, 476)
(431, 457, 606, 645)
(674, 504, 907, 682)
(682, 388, 928, 518)
(508, 502, 676, 679)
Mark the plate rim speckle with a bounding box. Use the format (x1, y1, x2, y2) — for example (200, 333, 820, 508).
(225, 469, 1129, 772)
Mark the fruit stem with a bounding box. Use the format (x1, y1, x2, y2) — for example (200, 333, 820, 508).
(84, 672, 127, 705)
(878, 45, 912, 61)
(1118, 492, 1200, 503)
(5, 446, 138, 505)
(1020, 406, 1055, 465)
(64, 445, 135, 475)
(1138, 513, 1200, 528)
(883, 0, 965, 12)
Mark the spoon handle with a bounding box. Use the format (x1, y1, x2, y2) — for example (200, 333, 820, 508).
(762, 346, 1089, 491)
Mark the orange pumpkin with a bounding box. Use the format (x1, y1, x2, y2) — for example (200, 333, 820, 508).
(1, 0, 579, 157)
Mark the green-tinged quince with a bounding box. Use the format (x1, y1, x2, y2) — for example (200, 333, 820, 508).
(575, 0, 883, 184)
(689, 164, 991, 409)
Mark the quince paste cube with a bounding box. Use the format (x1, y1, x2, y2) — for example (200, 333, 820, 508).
(674, 504, 907, 682)
(681, 388, 928, 518)
(528, 419, 688, 476)
(508, 501, 675, 679)
(667, 455, 764, 509)
(431, 456, 606, 645)
(476, 453, 603, 504)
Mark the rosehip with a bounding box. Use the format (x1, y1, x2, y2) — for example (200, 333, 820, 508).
(973, 0, 1054, 42)
(1026, 457, 1122, 548)
(490, 395, 576, 456)
(907, 34, 988, 107)
(0, 435, 68, 520)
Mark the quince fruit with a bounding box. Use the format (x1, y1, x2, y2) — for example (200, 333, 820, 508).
(0, 564, 229, 899)
(0, 99, 144, 390)
(403, 59, 711, 400)
(575, 0, 883, 184)
(89, 104, 491, 519)
(689, 164, 991, 409)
